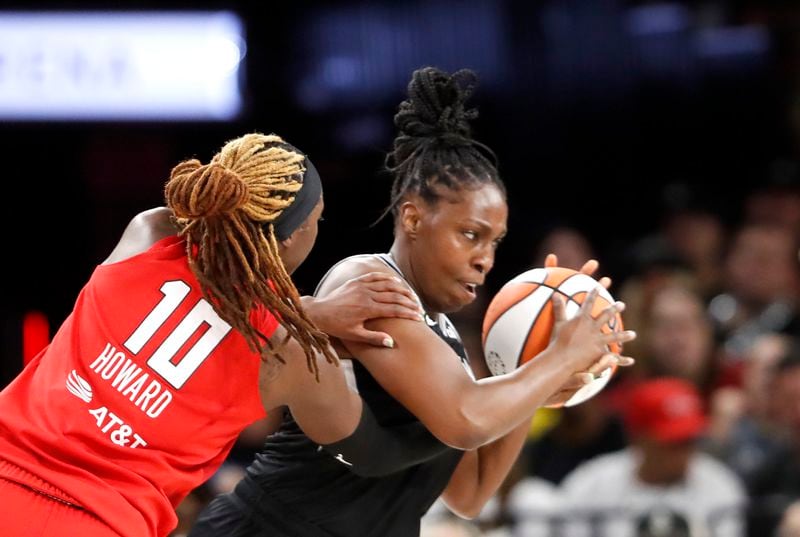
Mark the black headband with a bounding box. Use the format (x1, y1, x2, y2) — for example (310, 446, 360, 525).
(273, 157, 323, 241)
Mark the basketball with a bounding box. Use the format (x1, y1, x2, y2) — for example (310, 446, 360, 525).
(481, 266, 624, 407)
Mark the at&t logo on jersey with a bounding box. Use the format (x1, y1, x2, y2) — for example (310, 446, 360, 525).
(66, 370, 93, 402)
(65, 368, 149, 449)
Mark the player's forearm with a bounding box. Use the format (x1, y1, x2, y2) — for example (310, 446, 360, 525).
(441, 421, 529, 519)
(452, 349, 574, 448)
(344, 318, 586, 451)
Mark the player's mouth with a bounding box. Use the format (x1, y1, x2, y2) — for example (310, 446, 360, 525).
(459, 281, 479, 299)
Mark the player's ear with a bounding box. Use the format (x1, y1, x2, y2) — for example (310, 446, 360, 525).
(398, 201, 422, 237)
(277, 230, 295, 256)
(278, 218, 310, 250)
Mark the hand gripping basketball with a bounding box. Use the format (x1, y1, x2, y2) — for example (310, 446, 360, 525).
(545, 289, 635, 406)
(482, 259, 636, 407)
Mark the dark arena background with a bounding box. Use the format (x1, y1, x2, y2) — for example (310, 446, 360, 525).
(1, 1, 799, 536)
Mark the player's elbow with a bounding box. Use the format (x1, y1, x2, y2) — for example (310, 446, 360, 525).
(449, 504, 482, 520)
(421, 389, 497, 449)
(443, 495, 486, 520)
(453, 428, 490, 452)
(460, 508, 483, 520)
(435, 411, 493, 451)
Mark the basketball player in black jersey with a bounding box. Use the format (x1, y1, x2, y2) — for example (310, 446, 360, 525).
(189, 67, 635, 537)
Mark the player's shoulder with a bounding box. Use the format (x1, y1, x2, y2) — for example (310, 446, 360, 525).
(330, 253, 390, 276)
(315, 253, 395, 295)
(103, 207, 178, 265)
(119, 207, 174, 237)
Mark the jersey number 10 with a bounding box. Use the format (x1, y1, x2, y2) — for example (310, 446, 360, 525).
(123, 281, 232, 389)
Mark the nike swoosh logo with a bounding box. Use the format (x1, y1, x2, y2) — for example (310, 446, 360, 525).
(334, 453, 353, 466)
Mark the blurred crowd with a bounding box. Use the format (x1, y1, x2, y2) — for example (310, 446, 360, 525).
(171, 175, 800, 537)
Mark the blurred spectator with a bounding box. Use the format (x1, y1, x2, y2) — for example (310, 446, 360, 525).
(532, 226, 596, 271)
(708, 223, 800, 364)
(658, 185, 727, 300)
(778, 501, 800, 537)
(662, 207, 726, 300)
(617, 264, 697, 366)
(560, 378, 746, 537)
(623, 182, 727, 302)
(604, 279, 720, 439)
(702, 333, 792, 489)
(638, 283, 720, 395)
(747, 341, 800, 536)
(743, 164, 800, 241)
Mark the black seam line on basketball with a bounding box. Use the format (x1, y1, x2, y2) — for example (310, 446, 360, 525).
(484, 282, 592, 336)
(484, 284, 544, 337)
(539, 272, 588, 300)
(537, 288, 617, 330)
(530, 286, 583, 302)
(539, 285, 604, 303)
(517, 290, 550, 368)
(505, 285, 606, 308)
(563, 291, 618, 331)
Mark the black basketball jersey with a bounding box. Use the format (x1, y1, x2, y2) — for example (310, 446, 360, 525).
(240, 254, 470, 537)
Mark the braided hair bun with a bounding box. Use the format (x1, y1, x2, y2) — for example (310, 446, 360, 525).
(382, 67, 502, 219)
(165, 133, 335, 378)
(392, 67, 478, 147)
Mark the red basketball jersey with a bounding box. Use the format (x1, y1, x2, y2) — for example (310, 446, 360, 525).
(0, 236, 274, 537)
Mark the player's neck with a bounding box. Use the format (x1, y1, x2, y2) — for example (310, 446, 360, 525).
(388, 245, 432, 315)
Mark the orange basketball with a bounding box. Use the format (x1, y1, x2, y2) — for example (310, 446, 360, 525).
(481, 267, 623, 407)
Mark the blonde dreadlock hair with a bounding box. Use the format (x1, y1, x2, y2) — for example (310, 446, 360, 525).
(165, 133, 335, 378)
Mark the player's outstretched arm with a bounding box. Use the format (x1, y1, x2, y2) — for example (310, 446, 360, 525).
(316, 260, 636, 451)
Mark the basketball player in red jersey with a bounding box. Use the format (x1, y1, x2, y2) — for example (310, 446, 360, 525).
(0, 133, 431, 537)
(190, 69, 637, 537)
